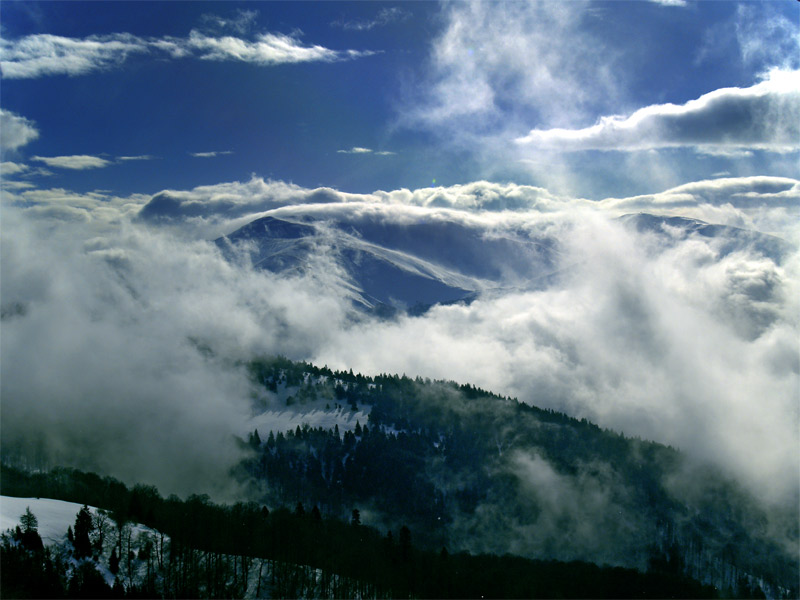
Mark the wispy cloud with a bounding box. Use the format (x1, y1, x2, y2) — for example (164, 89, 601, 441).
(189, 150, 233, 158)
(0, 33, 150, 78)
(0, 27, 375, 78)
(1, 161, 29, 176)
(648, 0, 687, 7)
(332, 7, 411, 31)
(31, 155, 112, 170)
(337, 147, 395, 155)
(117, 155, 156, 161)
(200, 9, 259, 35)
(515, 69, 800, 153)
(337, 147, 373, 154)
(0, 109, 40, 151)
(403, 2, 621, 131)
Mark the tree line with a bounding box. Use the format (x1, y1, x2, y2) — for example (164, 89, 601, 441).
(1, 464, 719, 598)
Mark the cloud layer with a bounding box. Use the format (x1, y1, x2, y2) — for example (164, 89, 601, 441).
(3, 174, 797, 511)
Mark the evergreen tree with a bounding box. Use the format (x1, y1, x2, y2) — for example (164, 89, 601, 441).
(73, 505, 94, 559)
(351, 508, 361, 526)
(20, 507, 38, 533)
(109, 547, 120, 575)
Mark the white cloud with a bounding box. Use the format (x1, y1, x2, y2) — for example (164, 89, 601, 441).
(200, 9, 259, 35)
(0, 28, 374, 78)
(0, 33, 150, 78)
(0, 109, 39, 151)
(186, 31, 341, 65)
(189, 150, 233, 158)
(332, 7, 411, 31)
(1, 161, 29, 176)
(117, 154, 155, 161)
(735, 4, 800, 72)
(403, 2, 621, 132)
(516, 69, 800, 153)
(1, 180, 35, 190)
(31, 155, 112, 170)
(649, 0, 687, 6)
(337, 147, 373, 154)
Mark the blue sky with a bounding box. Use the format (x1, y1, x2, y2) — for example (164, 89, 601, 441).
(1, 0, 797, 199)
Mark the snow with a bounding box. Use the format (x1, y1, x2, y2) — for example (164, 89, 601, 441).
(0, 495, 96, 545)
(246, 407, 371, 438)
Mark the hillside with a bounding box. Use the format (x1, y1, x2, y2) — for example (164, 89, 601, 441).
(1, 472, 718, 599)
(238, 357, 798, 598)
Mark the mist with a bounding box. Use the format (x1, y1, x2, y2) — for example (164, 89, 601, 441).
(1, 176, 798, 514)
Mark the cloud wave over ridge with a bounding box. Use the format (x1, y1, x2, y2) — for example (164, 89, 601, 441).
(1, 175, 798, 511)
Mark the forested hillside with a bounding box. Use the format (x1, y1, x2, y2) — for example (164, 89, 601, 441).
(1, 467, 717, 599)
(238, 357, 798, 598)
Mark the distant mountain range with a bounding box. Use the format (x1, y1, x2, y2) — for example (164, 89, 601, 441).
(216, 212, 792, 314)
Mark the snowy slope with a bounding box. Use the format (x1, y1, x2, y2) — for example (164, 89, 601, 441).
(216, 215, 559, 312)
(1, 495, 94, 545)
(620, 213, 794, 262)
(218, 212, 789, 315)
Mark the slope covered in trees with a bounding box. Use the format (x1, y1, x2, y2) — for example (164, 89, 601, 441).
(1, 467, 718, 599)
(239, 357, 798, 598)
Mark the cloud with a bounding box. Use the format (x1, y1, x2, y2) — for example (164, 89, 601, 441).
(200, 9, 259, 35)
(649, 0, 687, 6)
(332, 7, 411, 31)
(0, 33, 150, 78)
(311, 212, 799, 507)
(0, 201, 352, 497)
(1, 180, 36, 190)
(337, 147, 373, 154)
(0, 28, 374, 78)
(117, 155, 156, 161)
(183, 31, 372, 65)
(3, 175, 798, 514)
(1, 161, 29, 176)
(31, 155, 112, 170)
(402, 2, 622, 132)
(336, 147, 396, 155)
(516, 69, 800, 153)
(0, 109, 40, 151)
(735, 4, 800, 72)
(189, 150, 233, 158)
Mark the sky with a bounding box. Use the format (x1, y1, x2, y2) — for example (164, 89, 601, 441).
(1, 0, 799, 523)
(1, 0, 797, 197)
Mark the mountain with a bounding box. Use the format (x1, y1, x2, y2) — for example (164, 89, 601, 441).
(215, 214, 559, 314)
(238, 358, 799, 598)
(620, 213, 794, 263)
(215, 212, 792, 315)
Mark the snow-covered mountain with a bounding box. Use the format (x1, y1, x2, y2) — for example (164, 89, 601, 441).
(215, 214, 559, 313)
(215, 211, 792, 315)
(620, 213, 794, 262)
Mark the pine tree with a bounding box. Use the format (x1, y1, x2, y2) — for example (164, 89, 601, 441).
(351, 508, 361, 526)
(109, 547, 120, 575)
(73, 505, 93, 559)
(20, 507, 38, 533)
